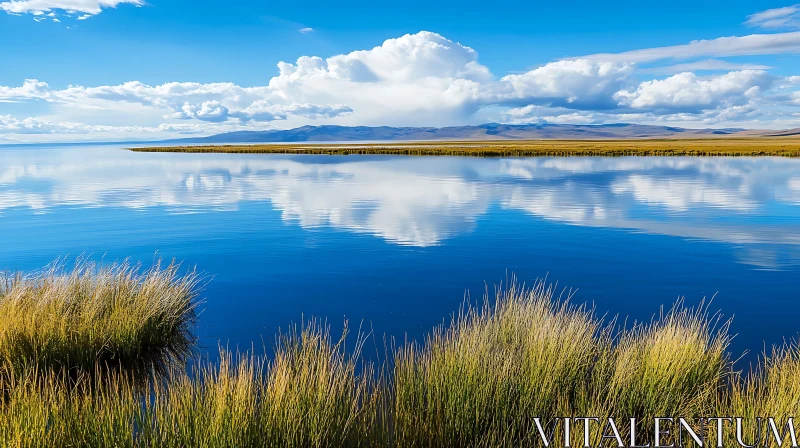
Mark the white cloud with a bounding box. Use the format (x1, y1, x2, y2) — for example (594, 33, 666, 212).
(166, 99, 353, 123)
(0, 79, 352, 126)
(3, 29, 800, 142)
(745, 5, 800, 30)
(0, 0, 143, 16)
(171, 101, 230, 123)
(614, 70, 773, 111)
(230, 102, 353, 122)
(299, 27, 313, 33)
(493, 59, 633, 109)
(0, 114, 209, 135)
(582, 32, 800, 63)
(503, 106, 652, 125)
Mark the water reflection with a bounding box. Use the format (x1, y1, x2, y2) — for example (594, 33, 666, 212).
(1, 145, 799, 267)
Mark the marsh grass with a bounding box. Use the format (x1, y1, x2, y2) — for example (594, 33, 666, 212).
(140, 321, 378, 447)
(391, 288, 734, 447)
(0, 259, 199, 384)
(1, 260, 799, 447)
(719, 343, 800, 447)
(392, 281, 606, 447)
(607, 303, 731, 417)
(0, 322, 378, 448)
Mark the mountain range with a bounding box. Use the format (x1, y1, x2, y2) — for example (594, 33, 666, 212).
(163, 123, 795, 144)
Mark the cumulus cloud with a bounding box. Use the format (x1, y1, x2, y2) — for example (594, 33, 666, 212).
(167, 99, 353, 123)
(614, 70, 773, 111)
(288, 31, 492, 83)
(229, 102, 353, 122)
(745, 5, 800, 30)
(299, 27, 313, 33)
(171, 101, 230, 123)
(493, 59, 633, 109)
(0, 78, 352, 125)
(3, 29, 800, 142)
(0, 0, 143, 16)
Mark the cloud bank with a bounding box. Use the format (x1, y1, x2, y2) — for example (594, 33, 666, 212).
(4, 22, 800, 142)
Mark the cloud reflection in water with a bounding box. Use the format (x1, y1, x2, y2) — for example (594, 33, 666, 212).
(1, 146, 798, 268)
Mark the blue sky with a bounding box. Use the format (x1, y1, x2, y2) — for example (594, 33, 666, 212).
(2, 0, 800, 142)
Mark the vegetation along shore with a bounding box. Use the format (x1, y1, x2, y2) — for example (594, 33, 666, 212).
(1, 259, 799, 447)
(130, 138, 800, 157)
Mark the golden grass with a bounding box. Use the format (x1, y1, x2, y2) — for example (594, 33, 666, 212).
(0, 323, 378, 448)
(137, 321, 377, 447)
(392, 282, 605, 447)
(1, 260, 799, 447)
(0, 259, 199, 383)
(719, 343, 800, 447)
(605, 303, 731, 419)
(130, 137, 800, 157)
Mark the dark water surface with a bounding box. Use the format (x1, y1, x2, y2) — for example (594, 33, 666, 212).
(1, 144, 799, 361)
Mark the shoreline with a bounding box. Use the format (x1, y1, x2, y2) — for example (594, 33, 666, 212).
(129, 138, 800, 157)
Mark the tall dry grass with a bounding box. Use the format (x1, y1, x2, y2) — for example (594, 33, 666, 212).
(138, 321, 378, 447)
(0, 323, 378, 448)
(0, 259, 798, 447)
(392, 281, 607, 447)
(0, 259, 199, 384)
(602, 304, 731, 441)
(720, 343, 800, 447)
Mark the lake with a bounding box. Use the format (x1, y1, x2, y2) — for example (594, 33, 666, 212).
(1, 144, 799, 362)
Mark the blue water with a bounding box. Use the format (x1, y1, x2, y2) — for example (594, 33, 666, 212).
(1, 144, 799, 361)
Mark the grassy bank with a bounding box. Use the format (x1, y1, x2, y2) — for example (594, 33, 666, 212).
(1, 261, 799, 447)
(130, 138, 800, 157)
(0, 259, 198, 382)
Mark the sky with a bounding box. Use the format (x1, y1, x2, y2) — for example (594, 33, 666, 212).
(3, 1, 800, 142)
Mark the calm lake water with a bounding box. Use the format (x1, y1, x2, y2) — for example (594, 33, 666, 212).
(1, 144, 799, 361)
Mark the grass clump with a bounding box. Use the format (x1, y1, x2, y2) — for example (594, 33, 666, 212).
(0, 322, 377, 448)
(392, 281, 606, 447)
(720, 343, 800, 447)
(0, 369, 141, 448)
(139, 321, 377, 447)
(0, 259, 199, 383)
(257, 321, 378, 447)
(606, 303, 731, 420)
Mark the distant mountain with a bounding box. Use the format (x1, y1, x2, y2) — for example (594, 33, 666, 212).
(164, 123, 763, 144)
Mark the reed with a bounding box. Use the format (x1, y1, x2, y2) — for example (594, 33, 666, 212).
(608, 303, 730, 414)
(1, 259, 798, 447)
(139, 322, 378, 447)
(0, 323, 378, 448)
(392, 281, 606, 447)
(0, 259, 199, 383)
(719, 343, 800, 447)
